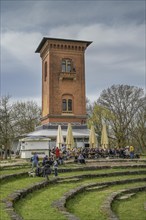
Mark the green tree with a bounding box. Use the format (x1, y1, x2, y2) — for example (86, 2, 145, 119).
(87, 102, 114, 144)
(86, 97, 93, 117)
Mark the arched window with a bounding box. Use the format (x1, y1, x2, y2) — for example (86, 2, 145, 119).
(44, 61, 47, 81)
(62, 99, 67, 111)
(62, 98, 72, 112)
(68, 99, 72, 111)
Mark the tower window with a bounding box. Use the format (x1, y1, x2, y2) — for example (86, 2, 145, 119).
(44, 61, 47, 81)
(68, 99, 72, 111)
(61, 59, 72, 72)
(62, 98, 72, 112)
(62, 99, 67, 111)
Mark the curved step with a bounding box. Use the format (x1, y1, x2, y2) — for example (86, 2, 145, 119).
(117, 193, 135, 200)
(52, 177, 146, 220)
(102, 186, 146, 220)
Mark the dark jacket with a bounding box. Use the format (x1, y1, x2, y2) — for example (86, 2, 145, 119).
(44, 164, 51, 175)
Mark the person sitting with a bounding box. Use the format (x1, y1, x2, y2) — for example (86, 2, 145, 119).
(119, 148, 125, 158)
(35, 164, 43, 177)
(74, 154, 78, 163)
(78, 153, 86, 164)
(58, 154, 63, 165)
(124, 147, 130, 158)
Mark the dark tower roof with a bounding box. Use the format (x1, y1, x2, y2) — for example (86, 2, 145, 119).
(35, 37, 92, 53)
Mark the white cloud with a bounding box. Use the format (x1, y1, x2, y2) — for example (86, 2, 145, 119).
(1, 1, 145, 103)
(48, 23, 145, 74)
(1, 31, 42, 72)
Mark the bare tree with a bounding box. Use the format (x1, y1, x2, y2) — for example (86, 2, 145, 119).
(129, 98, 146, 152)
(0, 96, 14, 159)
(12, 101, 41, 136)
(97, 85, 145, 147)
(0, 96, 41, 159)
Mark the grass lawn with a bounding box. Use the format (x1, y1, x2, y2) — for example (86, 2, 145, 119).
(15, 183, 74, 220)
(1, 165, 145, 177)
(0, 167, 30, 175)
(0, 176, 44, 220)
(1, 163, 146, 220)
(1, 165, 145, 182)
(14, 175, 146, 220)
(112, 191, 146, 220)
(59, 167, 146, 178)
(66, 182, 146, 220)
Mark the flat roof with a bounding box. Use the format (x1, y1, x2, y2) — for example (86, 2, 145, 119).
(26, 128, 90, 138)
(35, 37, 92, 53)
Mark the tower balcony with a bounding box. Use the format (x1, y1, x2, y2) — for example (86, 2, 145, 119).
(59, 72, 76, 80)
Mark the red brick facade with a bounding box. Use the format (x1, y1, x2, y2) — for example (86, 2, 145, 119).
(36, 38, 92, 125)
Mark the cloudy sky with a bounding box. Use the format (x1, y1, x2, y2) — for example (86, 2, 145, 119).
(1, 0, 145, 106)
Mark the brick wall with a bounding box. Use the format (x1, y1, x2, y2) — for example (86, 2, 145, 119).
(38, 39, 90, 124)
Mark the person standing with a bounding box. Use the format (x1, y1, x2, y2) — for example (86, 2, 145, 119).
(53, 160, 58, 177)
(42, 155, 48, 166)
(32, 152, 39, 168)
(129, 145, 134, 159)
(55, 147, 60, 159)
(43, 163, 51, 180)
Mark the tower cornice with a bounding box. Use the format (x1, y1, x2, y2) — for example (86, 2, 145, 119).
(35, 37, 92, 53)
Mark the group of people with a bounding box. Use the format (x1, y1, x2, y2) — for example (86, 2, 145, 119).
(74, 152, 86, 164)
(30, 152, 59, 180)
(63, 145, 138, 160)
(30, 144, 138, 179)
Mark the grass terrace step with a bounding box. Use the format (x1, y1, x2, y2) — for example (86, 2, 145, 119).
(112, 191, 146, 220)
(0, 176, 45, 220)
(66, 182, 146, 220)
(59, 167, 146, 179)
(64, 159, 146, 164)
(0, 172, 29, 181)
(13, 175, 146, 220)
(55, 181, 146, 220)
(57, 178, 80, 183)
(0, 163, 30, 170)
(0, 167, 30, 176)
(117, 193, 136, 200)
(86, 185, 108, 191)
(1, 166, 146, 184)
(54, 169, 146, 185)
(58, 164, 146, 173)
(1, 161, 146, 220)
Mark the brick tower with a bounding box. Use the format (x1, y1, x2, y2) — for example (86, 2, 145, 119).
(35, 38, 92, 125)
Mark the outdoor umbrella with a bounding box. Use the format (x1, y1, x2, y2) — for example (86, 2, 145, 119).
(66, 123, 74, 149)
(89, 125, 97, 148)
(101, 123, 109, 149)
(56, 125, 64, 149)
